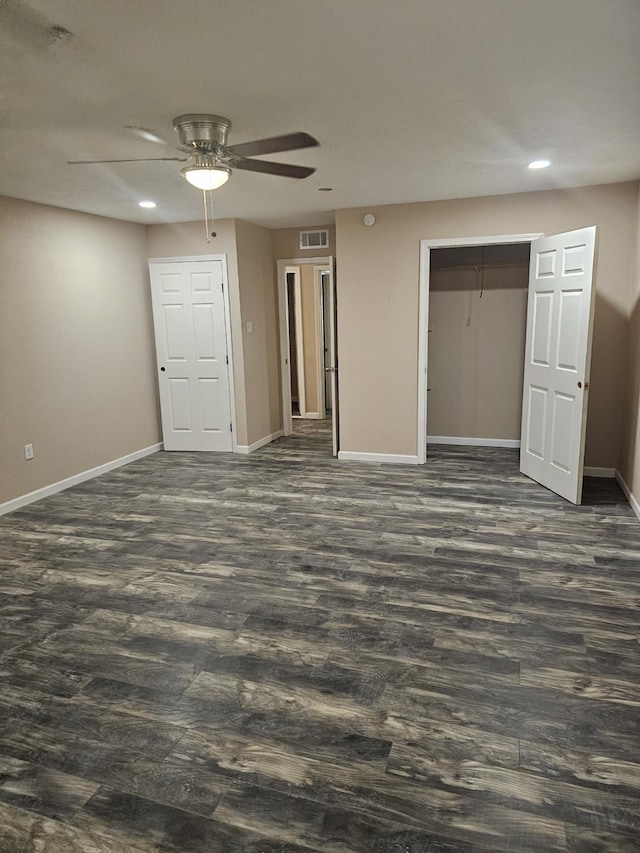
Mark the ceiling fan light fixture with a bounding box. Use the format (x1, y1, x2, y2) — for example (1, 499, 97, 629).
(181, 162, 230, 190)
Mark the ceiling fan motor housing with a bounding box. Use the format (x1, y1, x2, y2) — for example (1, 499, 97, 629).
(173, 114, 231, 150)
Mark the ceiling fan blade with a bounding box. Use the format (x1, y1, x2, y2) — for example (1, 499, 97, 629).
(226, 132, 318, 158)
(232, 158, 316, 179)
(67, 156, 187, 164)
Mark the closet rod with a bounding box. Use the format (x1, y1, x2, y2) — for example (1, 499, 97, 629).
(430, 262, 529, 273)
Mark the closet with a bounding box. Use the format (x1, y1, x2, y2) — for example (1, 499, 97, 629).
(427, 243, 530, 443)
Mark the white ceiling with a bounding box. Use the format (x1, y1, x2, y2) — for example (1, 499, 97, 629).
(1, 0, 639, 228)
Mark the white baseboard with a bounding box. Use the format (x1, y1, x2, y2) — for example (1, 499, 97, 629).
(300, 412, 324, 420)
(338, 451, 419, 465)
(0, 443, 163, 517)
(616, 470, 640, 522)
(236, 430, 283, 455)
(427, 435, 521, 448)
(584, 467, 616, 478)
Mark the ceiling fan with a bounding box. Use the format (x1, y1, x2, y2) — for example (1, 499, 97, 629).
(68, 114, 319, 190)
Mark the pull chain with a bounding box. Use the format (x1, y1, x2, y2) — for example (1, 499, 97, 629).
(202, 189, 216, 244)
(209, 187, 215, 237)
(202, 189, 210, 243)
(202, 190, 212, 244)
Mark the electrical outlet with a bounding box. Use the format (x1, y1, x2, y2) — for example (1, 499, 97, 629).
(24, 443, 34, 460)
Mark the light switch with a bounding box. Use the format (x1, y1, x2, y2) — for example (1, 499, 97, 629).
(246, 321, 253, 333)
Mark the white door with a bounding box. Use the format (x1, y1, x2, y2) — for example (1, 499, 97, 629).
(520, 227, 597, 504)
(325, 265, 339, 457)
(149, 259, 233, 452)
(321, 271, 333, 412)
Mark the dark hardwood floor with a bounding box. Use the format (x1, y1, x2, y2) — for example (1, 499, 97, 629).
(1, 419, 639, 852)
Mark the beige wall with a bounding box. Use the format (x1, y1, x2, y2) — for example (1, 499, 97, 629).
(272, 224, 336, 260)
(0, 196, 160, 505)
(147, 218, 280, 447)
(618, 183, 640, 503)
(428, 248, 529, 439)
(147, 218, 239, 263)
(336, 182, 638, 466)
(234, 219, 282, 444)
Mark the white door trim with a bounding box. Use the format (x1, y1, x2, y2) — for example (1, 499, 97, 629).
(148, 254, 237, 453)
(418, 233, 544, 464)
(277, 256, 333, 437)
(278, 266, 306, 424)
(277, 267, 293, 434)
(148, 254, 230, 263)
(291, 267, 306, 417)
(314, 265, 331, 419)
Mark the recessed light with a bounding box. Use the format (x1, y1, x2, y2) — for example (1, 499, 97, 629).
(318, 187, 333, 192)
(528, 160, 551, 170)
(138, 200, 156, 209)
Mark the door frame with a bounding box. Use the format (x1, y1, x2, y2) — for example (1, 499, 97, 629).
(148, 254, 238, 453)
(286, 266, 306, 417)
(314, 265, 332, 419)
(317, 266, 333, 417)
(277, 256, 334, 437)
(417, 234, 543, 464)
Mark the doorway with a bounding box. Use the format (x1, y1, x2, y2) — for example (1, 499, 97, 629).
(426, 242, 531, 447)
(320, 268, 334, 417)
(286, 267, 305, 417)
(277, 256, 338, 456)
(419, 229, 598, 505)
(148, 255, 236, 452)
(418, 234, 542, 464)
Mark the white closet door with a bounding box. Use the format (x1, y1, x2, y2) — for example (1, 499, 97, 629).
(520, 227, 597, 503)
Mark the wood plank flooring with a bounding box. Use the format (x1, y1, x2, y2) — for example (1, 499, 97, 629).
(1, 419, 639, 852)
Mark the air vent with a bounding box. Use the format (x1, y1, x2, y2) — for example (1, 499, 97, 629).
(299, 229, 329, 250)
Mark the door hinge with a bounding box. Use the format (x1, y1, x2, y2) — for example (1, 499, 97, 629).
(230, 422, 233, 432)
(226, 355, 229, 365)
